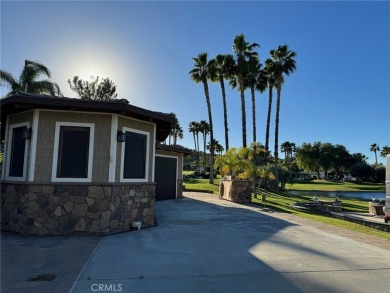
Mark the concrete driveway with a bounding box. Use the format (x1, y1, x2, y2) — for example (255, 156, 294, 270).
(1, 232, 100, 293)
(71, 192, 390, 293)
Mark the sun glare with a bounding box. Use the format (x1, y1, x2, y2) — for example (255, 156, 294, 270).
(59, 37, 138, 100)
(79, 70, 99, 81)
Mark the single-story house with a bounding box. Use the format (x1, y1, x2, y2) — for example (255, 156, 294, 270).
(1, 91, 190, 236)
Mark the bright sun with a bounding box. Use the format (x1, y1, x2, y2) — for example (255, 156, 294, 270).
(61, 40, 135, 99)
(78, 69, 100, 81)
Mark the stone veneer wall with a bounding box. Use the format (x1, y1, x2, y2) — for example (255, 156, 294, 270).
(1, 182, 155, 236)
(219, 179, 252, 203)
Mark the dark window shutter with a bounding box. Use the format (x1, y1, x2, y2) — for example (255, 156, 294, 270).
(9, 126, 26, 177)
(57, 126, 90, 178)
(123, 132, 147, 179)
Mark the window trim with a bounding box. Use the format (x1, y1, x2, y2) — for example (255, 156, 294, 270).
(5, 122, 30, 181)
(28, 109, 39, 182)
(51, 122, 95, 182)
(120, 127, 150, 183)
(108, 114, 118, 182)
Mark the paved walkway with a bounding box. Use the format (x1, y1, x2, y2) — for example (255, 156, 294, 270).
(338, 211, 387, 224)
(72, 192, 390, 293)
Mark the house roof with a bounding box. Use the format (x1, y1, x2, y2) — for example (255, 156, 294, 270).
(1, 91, 176, 142)
(156, 143, 192, 156)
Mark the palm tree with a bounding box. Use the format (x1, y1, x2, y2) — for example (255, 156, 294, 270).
(172, 125, 183, 145)
(167, 113, 178, 145)
(263, 59, 277, 156)
(281, 141, 296, 170)
(232, 34, 259, 147)
(189, 53, 215, 184)
(1, 60, 62, 96)
(269, 45, 297, 190)
(370, 143, 380, 164)
(189, 121, 200, 168)
(215, 141, 225, 156)
(199, 120, 210, 171)
(209, 139, 224, 176)
(380, 146, 390, 158)
(245, 56, 266, 143)
(210, 54, 235, 151)
(207, 139, 224, 156)
(290, 143, 296, 158)
(189, 122, 198, 151)
(281, 141, 291, 164)
(169, 113, 183, 145)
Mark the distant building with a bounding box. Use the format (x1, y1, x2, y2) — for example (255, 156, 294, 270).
(293, 172, 318, 180)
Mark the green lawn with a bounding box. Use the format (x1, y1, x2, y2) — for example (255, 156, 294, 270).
(253, 189, 368, 213)
(182, 176, 389, 240)
(251, 190, 389, 240)
(286, 180, 385, 192)
(183, 171, 221, 194)
(183, 170, 196, 176)
(183, 178, 221, 194)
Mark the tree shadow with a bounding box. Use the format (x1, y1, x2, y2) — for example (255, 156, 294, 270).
(71, 192, 390, 293)
(183, 178, 203, 184)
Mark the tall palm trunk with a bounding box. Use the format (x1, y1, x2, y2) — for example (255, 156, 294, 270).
(252, 143, 258, 199)
(273, 83, 281, 190)
(192, 132, 197, 169)
(192, 133, 197, 155)
(196, 132, 200, 170)
(203, 81, 214, 184)
(203, 132, 207, 170)
(250, 85, 256, 143)
(238, 73, 247, 147)
(240, 88, 247, 148)
(284, 150, 288, 164)
(265, 86, 273, 156)
(220, 76, 229, 151)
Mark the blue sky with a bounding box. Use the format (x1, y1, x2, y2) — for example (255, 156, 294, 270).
(1, 1, 389, 164)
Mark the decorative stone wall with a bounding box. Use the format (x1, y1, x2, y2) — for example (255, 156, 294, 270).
(219, 179, 252, 203)
(1, 182, 155, 236)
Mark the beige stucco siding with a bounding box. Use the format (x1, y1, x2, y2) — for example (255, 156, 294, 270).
(155, 150, 183, 180)
(116, 116, 155, 182)
(34, 110, 111, 182)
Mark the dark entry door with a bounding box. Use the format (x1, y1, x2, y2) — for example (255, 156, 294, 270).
(155, 156, 177, 200)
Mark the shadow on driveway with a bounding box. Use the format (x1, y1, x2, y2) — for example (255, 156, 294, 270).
(71, 192, 390, 293)
(1, 231, 101, 293)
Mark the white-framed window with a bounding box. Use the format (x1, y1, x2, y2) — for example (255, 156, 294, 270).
(51, 122, 95, 182)
(120, 127, 149, 182)
(5, 122, 30, 181)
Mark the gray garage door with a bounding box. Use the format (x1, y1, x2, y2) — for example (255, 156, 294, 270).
(155, 156, 177, 200)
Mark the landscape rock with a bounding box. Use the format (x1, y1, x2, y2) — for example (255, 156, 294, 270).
(74, 218, 86, 231)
